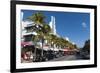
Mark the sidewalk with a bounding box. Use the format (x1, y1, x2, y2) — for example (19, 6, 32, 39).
(21, 58, 33, 63)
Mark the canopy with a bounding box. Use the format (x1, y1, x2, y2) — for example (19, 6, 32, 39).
(21, 42, 33, 47)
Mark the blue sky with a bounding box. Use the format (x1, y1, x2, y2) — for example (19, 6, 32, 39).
(21, 10, 90, 48)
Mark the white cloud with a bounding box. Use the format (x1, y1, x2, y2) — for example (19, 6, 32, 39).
(82, 22, 87, 28)
(65, 37, 69, 41)
(72, 42, 75, 45)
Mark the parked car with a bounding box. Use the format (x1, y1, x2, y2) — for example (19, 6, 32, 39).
(80, 51, 90, 59)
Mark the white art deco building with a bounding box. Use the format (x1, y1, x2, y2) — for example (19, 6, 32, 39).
(21, 12, 37, 47)
(21, 12, 58, 49)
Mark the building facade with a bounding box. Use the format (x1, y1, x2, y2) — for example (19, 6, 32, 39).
(21, 12, 57, 50)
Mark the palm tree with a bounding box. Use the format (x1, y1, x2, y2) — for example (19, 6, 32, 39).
(36, 24, 51, 56)
(28, 12, 51, 58)
(31, 34, 40, 61)
(48, 34, 58, 49)
(28, 12, 46, 26)
(82, 39, 90, 54)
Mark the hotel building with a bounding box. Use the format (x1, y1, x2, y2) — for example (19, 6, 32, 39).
(21, 12, 57, 51)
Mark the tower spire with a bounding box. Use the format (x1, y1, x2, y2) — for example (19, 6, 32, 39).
(49, 16, 56, 35)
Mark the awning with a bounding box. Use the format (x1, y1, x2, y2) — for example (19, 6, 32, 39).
(21, 41, 33, 47)
(43, 46, 50, 51)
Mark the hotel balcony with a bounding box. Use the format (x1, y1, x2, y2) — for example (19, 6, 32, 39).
(22, 21, 35, 27)
(22, 30, 37, 36)
(23, 32, 37, 36)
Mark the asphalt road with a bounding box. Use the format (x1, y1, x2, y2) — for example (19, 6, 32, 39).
(22, 54, 85, 63)
(49, 55, 82, 61)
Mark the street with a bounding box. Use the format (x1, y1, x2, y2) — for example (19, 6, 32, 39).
(22, 53, 90, 63)
(49, 55, 83, 61)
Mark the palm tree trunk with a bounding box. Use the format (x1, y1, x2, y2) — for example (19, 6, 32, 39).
(34, 45, 37, 61)
(53, 44, 55, 52)
(41, 38, 44, 57)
